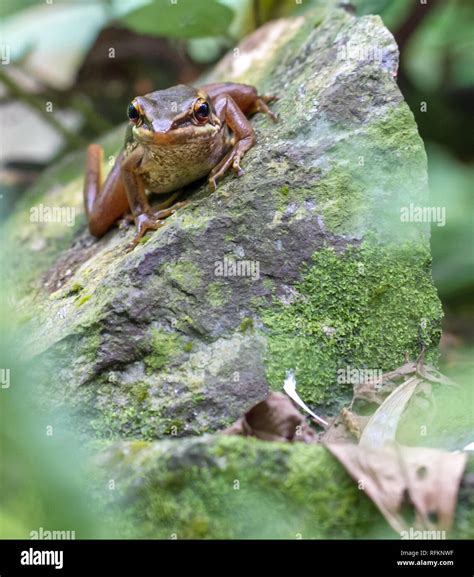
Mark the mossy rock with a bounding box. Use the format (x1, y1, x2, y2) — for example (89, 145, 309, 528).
(4, 6, 441, 438)
(92, 436, 474, 539)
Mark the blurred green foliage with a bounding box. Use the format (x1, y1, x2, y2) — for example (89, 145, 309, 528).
(406, 1, 474, 91)
(0, 343, 102, 538)
(0, 0, 39, 19)
(352, 0, 393, 16)
(0, 273, 108, 537)
(121, 0, 234, 39)
(428, 144, 474, 300)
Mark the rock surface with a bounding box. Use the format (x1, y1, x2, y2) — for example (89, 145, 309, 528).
(7, 6, 442, 440)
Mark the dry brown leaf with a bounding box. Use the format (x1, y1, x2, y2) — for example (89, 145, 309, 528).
(359, 376, 421, 448)
(329, 359, 454, 447)
(322, 409, 370, 444)
(400, 446, 467, 530)
(352, 379, 390, 406)
(340, 408, 369, 440)
(417, 363, 458, 386)
(223, 392, 318, 443)
(351, 357, 456, 410)
(325, 372, 421, 445)
(352, 361, 416, 407)
(325, 443, 467, 534)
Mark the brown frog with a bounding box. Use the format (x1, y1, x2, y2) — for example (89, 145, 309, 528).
(84, 83, 277, 248)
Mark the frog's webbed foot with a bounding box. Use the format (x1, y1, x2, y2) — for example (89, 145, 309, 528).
(126, 201, 189, 251)
(126, 213, 164, 251)
(254, 95, 279, 122)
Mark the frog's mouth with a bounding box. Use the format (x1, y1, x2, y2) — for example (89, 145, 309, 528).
(133, 122, 221, 145)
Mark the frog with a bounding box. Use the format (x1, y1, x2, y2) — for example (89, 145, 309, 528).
(84, 83, 277, 249)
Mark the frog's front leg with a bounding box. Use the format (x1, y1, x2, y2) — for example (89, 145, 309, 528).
(202, 83, 277, 190)
(121, 147, 187, 249)
(120, 147, 163, 248)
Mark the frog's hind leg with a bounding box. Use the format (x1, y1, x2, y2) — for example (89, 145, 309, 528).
(201, 83, 278, 122)
(249, 94, 279, 121)
(84, 144, 129, 237)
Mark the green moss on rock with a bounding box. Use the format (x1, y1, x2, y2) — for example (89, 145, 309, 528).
(182, 341, 194, 353)
(96, 436, 389, 539)
(162, 261, 202, 292)
(239, 317, 254, 333)
(144, 329, 183, 373)
(206, 281, 231, 307)
(263, 240, 443, 408)
(76, 294, 91, 307)
(313, 104, 429, 240)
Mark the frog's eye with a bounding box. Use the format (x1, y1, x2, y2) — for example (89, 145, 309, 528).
(193, 99, 210, 122)
(127, 101, 141, 123)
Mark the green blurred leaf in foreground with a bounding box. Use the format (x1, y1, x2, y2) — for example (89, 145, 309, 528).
(121, 0, 235, 39)
(0, 301, 108, 538)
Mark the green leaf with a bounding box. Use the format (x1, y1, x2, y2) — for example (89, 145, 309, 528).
(120, 0, 234, 39)
(0, 0, 38, 19)
(352, 0, 394, 16)
(405, 1, 474, 91)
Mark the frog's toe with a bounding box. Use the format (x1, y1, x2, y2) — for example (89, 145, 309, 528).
(154, 201, 189, 221)
(256, 96, 278, 122)
(231, 157, 245, 177)
(126, 214, 164, 251)
(208, 176, 218, 191)
(137, 213, 163, 233)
